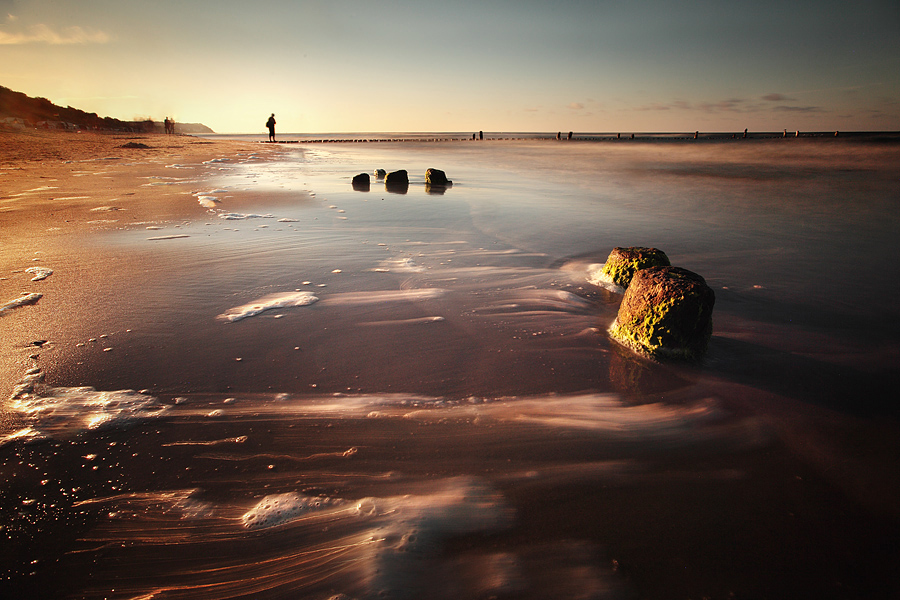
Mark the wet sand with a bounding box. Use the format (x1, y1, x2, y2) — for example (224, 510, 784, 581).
(2, 131, 899, 599)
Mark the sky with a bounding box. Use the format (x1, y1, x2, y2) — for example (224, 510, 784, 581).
(1, 0, 898, 133)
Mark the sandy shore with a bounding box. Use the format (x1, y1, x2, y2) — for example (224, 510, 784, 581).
(1, 130, 289, 404)
(2, 131, 899, 599)
(1, 129, 284, 230)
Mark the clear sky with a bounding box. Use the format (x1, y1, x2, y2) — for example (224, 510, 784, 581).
(2, 0, 898, 133)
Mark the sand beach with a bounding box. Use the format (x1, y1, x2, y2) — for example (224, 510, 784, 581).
(1, 129, 899, 599)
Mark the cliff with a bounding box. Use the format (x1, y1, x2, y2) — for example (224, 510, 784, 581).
(0, 86, 214, 134)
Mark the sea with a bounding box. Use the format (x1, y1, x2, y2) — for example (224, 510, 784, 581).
(2, 132, 899, 599)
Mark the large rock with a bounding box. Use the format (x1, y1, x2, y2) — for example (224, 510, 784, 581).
(609, 266, 715, 360)
(600, 247, 670, 288)
(425, 168, 451, 186)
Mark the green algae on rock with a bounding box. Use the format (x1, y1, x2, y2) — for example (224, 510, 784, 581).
(609, 266, 715, 360)
(599, 247, 670, 288)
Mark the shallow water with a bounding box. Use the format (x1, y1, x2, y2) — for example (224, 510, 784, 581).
(2, 138, 899, 599)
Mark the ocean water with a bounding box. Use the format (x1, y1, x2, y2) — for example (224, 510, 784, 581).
(2, 136, 899, 599)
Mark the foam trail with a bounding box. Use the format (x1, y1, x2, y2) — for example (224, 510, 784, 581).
(5, 379, 169, 442)
(218, 212, 276, 220)
(218, 291, 319, 322)
(1, 292, 42, 313)
(25, 267, 53, 281)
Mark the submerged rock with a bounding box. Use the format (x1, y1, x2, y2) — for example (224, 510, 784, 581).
(425, 168, 451, 186)
(600, 247, 670, 288)
(609, 266, 715, 360)
(373, 168, 387, 180)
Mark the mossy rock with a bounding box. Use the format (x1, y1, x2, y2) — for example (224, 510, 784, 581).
(600, 247, 670, 288)
(609, 266, 715, 360)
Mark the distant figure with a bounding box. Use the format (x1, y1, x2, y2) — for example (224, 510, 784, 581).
(473, 133, 476, 140)
(170, 118, 175, 134)
(557, 132, 561, 140)
(479, 130, 483, 140)
(567, 131, 572, 140)
(630, 133, 634, 139)
(795, 130, 800, 138)
(835, 130, 839, 137)
(164, 117, 170, 134)
(783, 129, 788, 138)
(617, 133, 620, 139)
(694, 131, 699, 139)
(743, 128, 748, 139)
(266, 113, 276, 142)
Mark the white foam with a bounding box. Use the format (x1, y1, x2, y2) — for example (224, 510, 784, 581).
(241, 493, 346, 529)
(586, 263, 625, 293)
(0, 292, 42, 313)
(218, 213, 276, 220)
(197, 196, 219, 208)
(90, 206, 122, 212)
(147, 234, 190, 240)
(217, 291, 319, 322)
(277, 218, 298, 222)
(25, 267, 53, 281)
(6, 377, 169, 442)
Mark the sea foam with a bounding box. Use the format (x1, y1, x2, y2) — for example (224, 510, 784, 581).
(25, 267, 53, 281)
(5, 373, 170, 444)
(0, 292, 42, 313)
(217, 291, 319, 322)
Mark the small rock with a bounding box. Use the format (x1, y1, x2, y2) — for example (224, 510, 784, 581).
(351, 173, 370, 191)
(425, 168, 451, 186)
(384, 170, 409, 185)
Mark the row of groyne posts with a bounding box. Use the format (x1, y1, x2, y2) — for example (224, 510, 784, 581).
(264, 130, 845, 144)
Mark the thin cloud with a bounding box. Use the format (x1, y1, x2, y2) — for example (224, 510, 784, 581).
(772, 105, 823, 113)
(568, 102, 585, 110)
(762, 93, 796, 102)
(0, 23, 110, 44)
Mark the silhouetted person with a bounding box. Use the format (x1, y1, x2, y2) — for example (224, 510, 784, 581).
(743, 128, 748, 139)
(567, 131, 572, 140)
(266, 113, 276, 142)
(479, 130, 483, 140)
(557, 132, 561, 140)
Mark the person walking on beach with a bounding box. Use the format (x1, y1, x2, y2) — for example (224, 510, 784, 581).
(266, 113, 276, 142)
